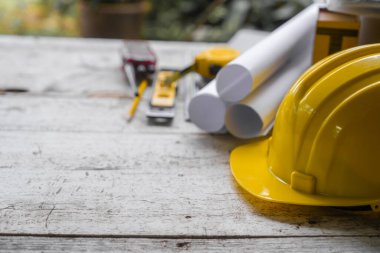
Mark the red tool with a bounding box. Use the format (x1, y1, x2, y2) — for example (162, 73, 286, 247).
(121, 41, 157, 121)
(121, 41, 157, 80)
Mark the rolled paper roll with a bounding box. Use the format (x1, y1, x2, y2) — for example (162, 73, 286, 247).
(188, 29, 268, 133)
(216, 3, 319, 103)
(188, 80, 230, 133)
(225, 54, 310, 139)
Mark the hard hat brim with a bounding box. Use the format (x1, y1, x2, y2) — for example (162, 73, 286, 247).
(230, 137, 380, 207)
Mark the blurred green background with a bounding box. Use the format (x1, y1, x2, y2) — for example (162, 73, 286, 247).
(0, 0, 312, 41)
(0, 0, 78, 36)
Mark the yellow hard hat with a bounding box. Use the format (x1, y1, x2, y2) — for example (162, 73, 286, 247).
(230, 44, 380, 211)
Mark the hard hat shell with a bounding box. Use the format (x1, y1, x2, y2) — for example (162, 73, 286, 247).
(230, 44, 380, 210)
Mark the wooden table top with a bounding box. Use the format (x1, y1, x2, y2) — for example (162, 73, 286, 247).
(0, 35, 380, 252)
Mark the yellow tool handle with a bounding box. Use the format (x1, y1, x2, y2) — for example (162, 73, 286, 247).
(128, 79, 148, 121)
(163, 46, 240, 85)
(164, 65, 194, 85)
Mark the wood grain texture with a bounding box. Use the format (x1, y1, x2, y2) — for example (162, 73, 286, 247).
(0, 35, 215, 95)
(0, 236, 380, 252)
(1, 131, 380, 236)
(1, 36, 380, 252)
(0, 95, 201, 134)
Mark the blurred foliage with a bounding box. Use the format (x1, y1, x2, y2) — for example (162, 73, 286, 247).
(0, 0, 78, 36)
(81, 0, 142, 3)
(0, 0, 312, 41)
(144, 0, 313, 41)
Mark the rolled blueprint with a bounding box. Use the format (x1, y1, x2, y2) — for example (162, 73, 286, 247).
(225, 54, 310, 139)
(188, 80, 229, 133)
(216, 3, 319, 102)
(188, 30, 268, 133)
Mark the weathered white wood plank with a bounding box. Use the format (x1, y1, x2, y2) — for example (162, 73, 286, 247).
(2, 35, 380, 253)
(0, 35, 215, 95)
(0, 95, 201, 134)
(1, 131, 380, 236)
(0, 236, 380, 253)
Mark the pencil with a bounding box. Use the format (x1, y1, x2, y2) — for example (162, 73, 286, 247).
(128, 79, 148, 121)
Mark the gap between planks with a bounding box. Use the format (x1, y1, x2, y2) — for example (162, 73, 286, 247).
(1, 233, 379, 240)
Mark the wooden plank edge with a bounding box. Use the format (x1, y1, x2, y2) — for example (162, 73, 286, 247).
(0, 235, 379, 252)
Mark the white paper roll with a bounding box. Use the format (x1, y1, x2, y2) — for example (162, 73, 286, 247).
(188, 30, 268, 133)
(225, 54, 311, 139)
(216, 3, 319, 102)
(188, 80, 230, 133)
